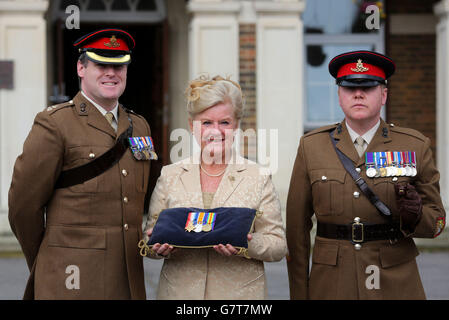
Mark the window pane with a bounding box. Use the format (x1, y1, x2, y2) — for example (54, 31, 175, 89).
(88, 0, 106, 10)
(305, 44, 373, 126)
(137, 0, 156, 11)
(112, 0, 129, 10)
(60, 0, 80, 10)
(304, 0, 384, 34)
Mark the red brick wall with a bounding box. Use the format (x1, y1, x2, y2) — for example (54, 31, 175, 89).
(387, 35, 436, 150)
(386, 0, 437, 155)
(387, 0, 439, 14)
(239, 24, 257, 159)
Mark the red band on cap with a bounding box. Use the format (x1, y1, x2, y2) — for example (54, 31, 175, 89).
(337, 62, 386, 79)
(81, 36, 129, 51)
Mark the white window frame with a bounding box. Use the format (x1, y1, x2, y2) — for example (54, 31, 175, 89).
(303, 25, 386, 131)
(52, 0, 166, 23)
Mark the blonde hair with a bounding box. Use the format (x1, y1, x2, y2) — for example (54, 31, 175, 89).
(185, 75, 244, 119)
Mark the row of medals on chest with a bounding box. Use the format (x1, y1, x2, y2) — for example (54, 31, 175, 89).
(365, 151, 417, 178)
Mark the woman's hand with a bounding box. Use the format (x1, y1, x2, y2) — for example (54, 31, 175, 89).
(146, 228, 176, 257)
(213, 234, 252, 256)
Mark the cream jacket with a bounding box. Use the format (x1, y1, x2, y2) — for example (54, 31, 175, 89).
(144, 154, 287, 299)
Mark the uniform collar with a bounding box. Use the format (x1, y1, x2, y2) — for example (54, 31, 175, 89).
(81, 90, 119, 121)
(333, 119, 391, 165)
(346, 120, 380, 145)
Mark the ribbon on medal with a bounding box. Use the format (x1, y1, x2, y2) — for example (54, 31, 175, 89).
(185, 211, 216, 233)
(366, 150, 417, 178)
(128, 136, 158, 160)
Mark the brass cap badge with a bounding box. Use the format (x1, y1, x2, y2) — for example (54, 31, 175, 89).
(104, 35, 120, 48)
(351, 59, 369, 73)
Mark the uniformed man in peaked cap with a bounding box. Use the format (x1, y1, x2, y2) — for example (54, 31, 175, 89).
(9, 29, 157, 299)
(286, 50, 446, 299)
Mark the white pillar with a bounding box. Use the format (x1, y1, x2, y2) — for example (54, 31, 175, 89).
(187, 0, 240, 80)
(0, 0, 49, 244)
(434, 0, 449, 210)
(255, 0, 305, 214)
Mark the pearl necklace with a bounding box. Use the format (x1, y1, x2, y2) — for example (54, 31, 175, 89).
(200, 165, 226, 177)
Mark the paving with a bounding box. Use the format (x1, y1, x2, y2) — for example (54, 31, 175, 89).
(1, 250, 448, 300)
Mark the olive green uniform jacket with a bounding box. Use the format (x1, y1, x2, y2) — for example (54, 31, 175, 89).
(286, 120, 445, 300)
(9, 92, 151, 299)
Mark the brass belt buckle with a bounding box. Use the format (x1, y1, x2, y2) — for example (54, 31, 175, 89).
(351, 217, 364, 245)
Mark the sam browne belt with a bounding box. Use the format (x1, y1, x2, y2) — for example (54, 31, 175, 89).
(317, 218, 403, 244)
(54, 115, 133, 189)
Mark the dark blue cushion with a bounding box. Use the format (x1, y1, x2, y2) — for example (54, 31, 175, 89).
(148, 207, 257, 249)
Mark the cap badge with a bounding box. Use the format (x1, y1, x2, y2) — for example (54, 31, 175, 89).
(351, 59, 369, 73)
(104, 35, 120, 48)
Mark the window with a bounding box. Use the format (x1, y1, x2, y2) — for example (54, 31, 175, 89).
(303, 0, 385, 131)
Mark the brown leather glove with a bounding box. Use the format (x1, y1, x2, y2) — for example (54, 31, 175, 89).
(394, 183, 423, 233)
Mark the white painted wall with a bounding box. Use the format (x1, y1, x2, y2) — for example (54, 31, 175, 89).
(0, 0, 49, 236)
(255, 0, 305, 217)
(187, 0, 240, 80)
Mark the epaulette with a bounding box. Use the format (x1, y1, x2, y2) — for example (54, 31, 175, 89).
(45, 100, 75, 114)
(304, 123, 339, 138)
(388, 123, 427, 142)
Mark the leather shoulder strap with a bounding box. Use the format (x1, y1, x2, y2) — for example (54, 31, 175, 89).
(55, 116, 133, 189)
(329, 131, 392, 218)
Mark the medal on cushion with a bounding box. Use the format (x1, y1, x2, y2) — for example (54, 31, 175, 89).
(128, 136, 158, 160)
(194, 212, 205, 233)
(202, 212, 216, 232)
(185, 211, 216, 233)
(185, 212, 197, 232)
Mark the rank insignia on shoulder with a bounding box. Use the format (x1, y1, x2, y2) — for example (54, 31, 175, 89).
(365, 151, 417, 178)
(434, 217, 446, 238)
(46, 100, 74, 112)
(185, 211, 216, 233)
(128, 136, 158, 160)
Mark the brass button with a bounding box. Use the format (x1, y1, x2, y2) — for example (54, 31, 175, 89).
(124, 224, 129, 231)
(123, 197, 129, 203)
(353, 191, 360, 198)
(354, 244, 362, 250)
(89, 153, 95, 159)
(355, 167, 361, 173)
(321, 176, 327, 181)
(122, 169, 128, 177)
(392, 177, 398, 182)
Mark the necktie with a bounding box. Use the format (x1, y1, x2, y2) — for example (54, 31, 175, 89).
(355, 136, 365, 157)
(105, 112, 116, 132)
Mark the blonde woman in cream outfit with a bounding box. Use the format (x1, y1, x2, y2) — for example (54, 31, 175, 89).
(143, 75, 287, 300)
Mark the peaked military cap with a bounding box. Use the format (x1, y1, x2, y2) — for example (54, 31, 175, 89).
(328, 50, 395, 87)
(74, 28, 135, 65)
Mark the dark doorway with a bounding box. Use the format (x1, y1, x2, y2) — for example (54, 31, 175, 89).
(53, 22, 168, 204)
